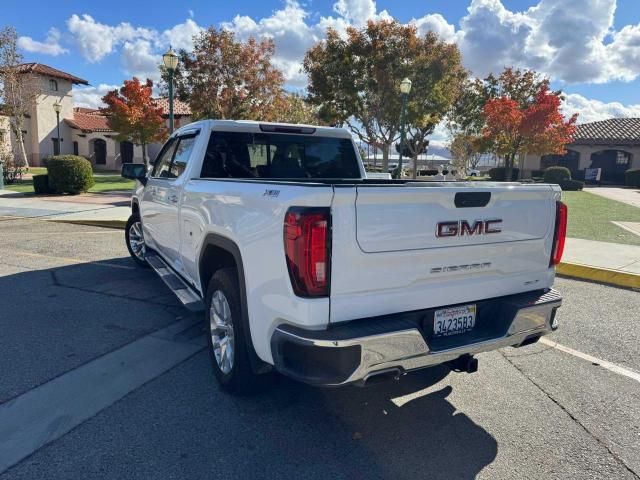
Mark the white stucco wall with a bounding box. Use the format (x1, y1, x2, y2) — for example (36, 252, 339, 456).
(18, 73, 75, 166)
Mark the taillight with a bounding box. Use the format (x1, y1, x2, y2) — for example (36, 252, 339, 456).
(284, 207, 331, 297)
(550, 201, 568, 266)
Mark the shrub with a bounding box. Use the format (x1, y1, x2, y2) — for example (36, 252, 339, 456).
(47, 155, 95, 194)
(625, 169, 640, 187)
(32, 174, 52, 194)
(488, 167, 520, 181)
(559, 179, 584, 191)
(543, 166, 571, 184)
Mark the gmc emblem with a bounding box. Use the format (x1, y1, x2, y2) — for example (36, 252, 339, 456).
(436, 219, 502, 238)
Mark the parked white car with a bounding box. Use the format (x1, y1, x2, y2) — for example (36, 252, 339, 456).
(122, 120, 566, 393)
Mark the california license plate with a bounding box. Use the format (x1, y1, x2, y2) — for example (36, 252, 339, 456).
(433, 304, 476, 337)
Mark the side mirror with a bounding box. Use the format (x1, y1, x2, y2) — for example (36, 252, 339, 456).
(121, 163, 147, 185)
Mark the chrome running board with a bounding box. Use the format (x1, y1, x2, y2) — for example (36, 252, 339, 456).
(146, 254, 204, 312)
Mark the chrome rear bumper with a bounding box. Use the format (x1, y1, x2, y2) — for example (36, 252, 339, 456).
(271, 289, 561, 386)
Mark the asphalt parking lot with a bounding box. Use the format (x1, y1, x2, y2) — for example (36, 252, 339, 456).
(0, 217, 639, 479)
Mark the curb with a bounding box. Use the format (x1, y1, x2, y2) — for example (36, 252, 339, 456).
(557, 262, 640, 289)
(47, 219, 126, 229)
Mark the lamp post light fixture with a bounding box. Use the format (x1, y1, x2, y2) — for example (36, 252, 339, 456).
(52, 101, 62, 155)
(162, 46, 179, 134)
(396, 77, 412, 179)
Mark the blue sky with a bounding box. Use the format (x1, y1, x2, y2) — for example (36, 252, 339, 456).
(3, 0, 640, 133)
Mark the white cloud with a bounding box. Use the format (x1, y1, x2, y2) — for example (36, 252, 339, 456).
(457, 0, 640, 84)
(72, 83, 120, 109)
(332, 0, 376, 27)
(411, 13, 457, 43)
(66, 14, 156, 63)
(162, 19, 203, 51)
(121, 39, 161, 81)
(17, 28, 68, 56)
(562, 93, 640, 124)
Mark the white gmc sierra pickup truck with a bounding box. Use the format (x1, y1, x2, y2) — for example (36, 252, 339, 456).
(122, 119, 566, 393)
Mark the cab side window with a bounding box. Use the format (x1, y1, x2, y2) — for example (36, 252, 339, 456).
(170, 135, 198, 178)
(151, 138, 177, 178)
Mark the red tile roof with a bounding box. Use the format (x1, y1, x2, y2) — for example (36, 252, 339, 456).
(73, 107, 101, 115)
(65, 111, 113, 133)
(16, 63, 89, 85)
(153, 97, 191, 116)
(572, 118, 640, 146)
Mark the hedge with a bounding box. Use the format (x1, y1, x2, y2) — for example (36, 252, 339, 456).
(543, 166, 571, 184)
(32, 174, 52, 194)
(559, 179, 584, 191)
(488, 167, 520, 181)
(47, 155, 95, 194)
(625, 169, 640, 187)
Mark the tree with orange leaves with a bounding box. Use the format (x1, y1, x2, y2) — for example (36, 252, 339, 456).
(483, 82, 577, 180)
(102, 78, 167, 166)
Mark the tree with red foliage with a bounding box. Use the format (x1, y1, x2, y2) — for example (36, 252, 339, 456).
(483, 82, 577, 180)
(102, 78, 167, 166)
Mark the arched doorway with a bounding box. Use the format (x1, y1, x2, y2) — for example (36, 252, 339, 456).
(590, 150, 632, 184)
(120, 141, 134, 163)
(541, 149, 580, 178)
(91, 139, 106, 165)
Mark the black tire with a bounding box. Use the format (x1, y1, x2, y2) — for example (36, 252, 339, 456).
(125, 213, 149, 268)
(205, 268, 266, 394)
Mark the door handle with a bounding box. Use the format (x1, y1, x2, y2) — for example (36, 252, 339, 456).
(168, 194, 178, 204)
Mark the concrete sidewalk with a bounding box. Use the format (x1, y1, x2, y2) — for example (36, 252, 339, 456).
(0, 189, 130, 228)
(585, 186, 640, 209)
(556, 238, 640, 288)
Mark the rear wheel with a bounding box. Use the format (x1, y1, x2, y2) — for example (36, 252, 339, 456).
(125, 213, 148, 267)
(206, 268, 264, 394)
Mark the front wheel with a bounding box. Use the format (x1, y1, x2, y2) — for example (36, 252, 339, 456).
(125, 213, 148, 267)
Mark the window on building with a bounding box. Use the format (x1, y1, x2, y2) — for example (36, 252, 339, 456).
(616, 151, 630, 165)
(49, 79, 58, 91)
(52, 138, 60, 156)
(73, 141, 79, 156)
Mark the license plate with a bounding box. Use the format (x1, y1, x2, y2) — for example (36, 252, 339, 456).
(433, 304, 476, 337)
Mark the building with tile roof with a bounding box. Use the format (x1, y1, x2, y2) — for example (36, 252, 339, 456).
(523, 118, 640, 184)
(1, 63, 192, 169)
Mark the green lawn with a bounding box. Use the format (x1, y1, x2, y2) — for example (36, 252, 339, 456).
(4, 174, 134, 194)
(562, 190, 640, 246)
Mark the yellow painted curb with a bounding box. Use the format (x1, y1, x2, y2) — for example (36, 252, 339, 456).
(47, 219, 126, 229)
(557, 262, 640, 289)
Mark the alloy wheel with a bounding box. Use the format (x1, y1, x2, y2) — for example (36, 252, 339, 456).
(210, 290, 235, 374)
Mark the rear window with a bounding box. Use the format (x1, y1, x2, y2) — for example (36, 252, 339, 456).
(200, 131, 361, 179)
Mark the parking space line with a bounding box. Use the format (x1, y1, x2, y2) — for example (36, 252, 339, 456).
(8, 250, 135, 270)
(0, 317, 204, 474)
(539, 338, 640, 384)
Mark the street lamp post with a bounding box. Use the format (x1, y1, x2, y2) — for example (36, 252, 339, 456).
(162, 46, 179, 134)
(52, 101, 62, 155)
(397, 78, 412, 179)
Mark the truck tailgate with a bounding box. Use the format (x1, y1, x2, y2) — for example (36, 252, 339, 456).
(329, 183, 560, 323)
